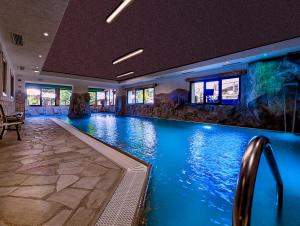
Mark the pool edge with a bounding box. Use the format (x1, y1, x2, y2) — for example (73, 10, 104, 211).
(51, 118, 151, 226)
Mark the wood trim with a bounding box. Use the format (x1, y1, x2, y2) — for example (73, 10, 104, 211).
(186, 70, 247, 82)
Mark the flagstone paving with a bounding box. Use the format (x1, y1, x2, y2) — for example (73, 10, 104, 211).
(0, 118, 124, 226)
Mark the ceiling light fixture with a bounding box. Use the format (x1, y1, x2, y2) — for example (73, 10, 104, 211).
(43, 32, 49, 37)
(113, 49, 143, 65)
(106, 0, 134, 24)
(116, 71, 134, 78)
(34, 66, 39, 73)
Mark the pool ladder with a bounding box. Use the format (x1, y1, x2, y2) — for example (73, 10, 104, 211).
(232, 136, 283, 226)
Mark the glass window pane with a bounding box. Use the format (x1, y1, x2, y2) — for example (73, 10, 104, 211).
(97, 91, 105, 105)
(60, 89, 72, 105)
(222, 77, 239, 104)
(89, 91, 96, 105)
(191, 82, 204, 104)
(135, 90, 143, 104)
(27, 88, 40, 105)
(42, 88, 56, 106)
(144, 88, 154, 104)
(128, 90, 135, 104)
(205, 80, 219, 103)
(109, 89, 115, 106)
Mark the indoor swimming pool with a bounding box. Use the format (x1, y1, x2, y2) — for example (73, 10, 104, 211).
(62, 113, 300, 226)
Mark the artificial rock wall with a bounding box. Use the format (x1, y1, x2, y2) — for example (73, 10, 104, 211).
(125, 56, 300, 132)
(68, 93, 91, 118)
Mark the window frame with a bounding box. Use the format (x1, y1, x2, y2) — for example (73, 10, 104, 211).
(190, 75, 241, 105)
(135, 89, 144, 104)
(10, 73, 14, 98)
(143, 87, 155, 105)
(2, 55, 7, 95)
(127, 87, 155, 105)
(127, 90, 136, 105)
(26, 87, 42, 106)
(59, 88, 72, 106)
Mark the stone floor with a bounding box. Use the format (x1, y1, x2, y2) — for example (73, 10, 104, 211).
(0, 118, 124, 226)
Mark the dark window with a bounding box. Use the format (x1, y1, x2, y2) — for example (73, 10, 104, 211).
(2, 56, 7, 94)
(10, 74, 14, 97)
(191, 76, 240, 105)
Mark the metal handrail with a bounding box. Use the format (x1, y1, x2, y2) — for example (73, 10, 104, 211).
(232, 136, 283, 226)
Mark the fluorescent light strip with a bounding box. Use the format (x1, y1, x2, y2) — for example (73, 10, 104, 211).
(116, 71, 134, 78)
(113, 49, 143, 65)
(106, 0, 134, 24)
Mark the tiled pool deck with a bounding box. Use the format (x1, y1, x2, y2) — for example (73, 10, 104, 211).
(0, 118, 132, 226)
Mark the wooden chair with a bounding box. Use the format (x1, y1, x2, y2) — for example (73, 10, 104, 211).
(0, 104, 23, 141)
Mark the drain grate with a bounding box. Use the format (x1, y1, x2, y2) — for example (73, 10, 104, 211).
(96, 168, 147, 226)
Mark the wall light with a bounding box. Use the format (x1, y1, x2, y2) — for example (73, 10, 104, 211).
(38, 54, 42, 58)
(113, 49, 143, 65)
(106, 0, 134, 24)
(116, 71, 134, 78)
(43, 32, 49, 37)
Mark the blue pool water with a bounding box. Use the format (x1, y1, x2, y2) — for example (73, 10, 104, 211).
(61, 114, 300, 226)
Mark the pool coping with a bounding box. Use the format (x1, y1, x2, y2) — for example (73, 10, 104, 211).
(51, 118, 151, 226)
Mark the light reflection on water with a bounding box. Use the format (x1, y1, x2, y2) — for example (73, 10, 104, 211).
(62, 114, 300, 226)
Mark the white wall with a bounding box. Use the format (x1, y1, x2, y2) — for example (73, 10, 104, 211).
(0, 41, 16, 114)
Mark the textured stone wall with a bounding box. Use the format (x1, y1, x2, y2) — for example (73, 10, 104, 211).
(125, 56, 300, 132)
(0, 99, 15, 115)
(68, 93, 91, 118)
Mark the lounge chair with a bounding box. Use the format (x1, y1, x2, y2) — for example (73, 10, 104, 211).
(0, 104, 24, 140)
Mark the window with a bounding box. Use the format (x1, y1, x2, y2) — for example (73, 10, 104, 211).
(104, 89, 116, 106)
(27, 88, 41, 106)
(128, 90, 135, 104)
(205, 80, 219, 103)
(59, 89, 72, 105)
(97, 91, 105, 105)
(89, 91, 97, 105)
(109, 89, 116, 106)
(135, 89, 144, 104)
(2, 56, 7, 94)
(127, 87, 155, 105)
(191, 76, 240, 105)
(191, 82, 204, 104)
(144, 88, 154, 104)
(41, 88, 56, 106)
(221, 77, 239, 104)
(10, 74, 14, 97)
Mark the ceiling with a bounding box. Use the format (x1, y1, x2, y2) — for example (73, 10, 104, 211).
(1, 1, 300, 82)
(43, 0, 300, 81)
(0, 0, 69, 76)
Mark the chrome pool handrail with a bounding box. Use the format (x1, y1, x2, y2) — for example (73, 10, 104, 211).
(232, 136, 283, 226)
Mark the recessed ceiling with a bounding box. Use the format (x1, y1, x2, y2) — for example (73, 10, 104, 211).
(2, 1, 300, 81)
(42, 0, 300, 81)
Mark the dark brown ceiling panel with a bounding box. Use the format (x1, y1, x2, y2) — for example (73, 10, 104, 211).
(43, 0, 300, 81)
